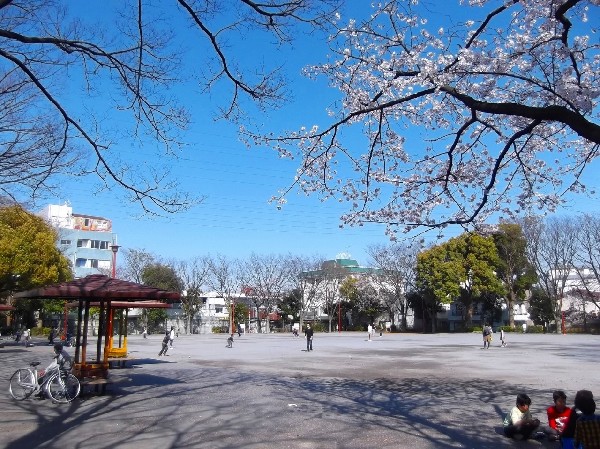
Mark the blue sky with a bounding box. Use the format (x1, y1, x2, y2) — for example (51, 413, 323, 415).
(31, 1, 600, 265)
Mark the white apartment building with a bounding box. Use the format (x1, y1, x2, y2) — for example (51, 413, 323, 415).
(38, 203, 117, 278)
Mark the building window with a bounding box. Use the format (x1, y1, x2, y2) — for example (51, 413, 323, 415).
(77, 239, 90, 248)
(75, 258, 87, 267)
(215, 307, 223, 314)
(90, 259, 99, 268)
(88, 240, 111, 250)
(60, 239, 71, 245)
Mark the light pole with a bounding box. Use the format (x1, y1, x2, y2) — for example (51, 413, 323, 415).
(110, 240, 120, 279)
(230, 298, 235, 335)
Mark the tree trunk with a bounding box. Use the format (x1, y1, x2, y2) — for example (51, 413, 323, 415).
(507, 290, 515, 328)
(464, 299, 474, 328)
(553, 296, 563, 334)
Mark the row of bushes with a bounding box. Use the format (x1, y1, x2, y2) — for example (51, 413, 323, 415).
(0, 327, 55, 337)
(467, 325, 545, 333)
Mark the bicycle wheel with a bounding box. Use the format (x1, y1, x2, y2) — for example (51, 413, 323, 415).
(46, 372, 80, 403)
(9, 369, 36, 400)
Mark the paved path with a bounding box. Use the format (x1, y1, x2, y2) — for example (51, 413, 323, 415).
(0, 332, 598, 449)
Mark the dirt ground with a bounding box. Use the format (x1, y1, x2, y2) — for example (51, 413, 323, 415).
(0, 332, 597, 449)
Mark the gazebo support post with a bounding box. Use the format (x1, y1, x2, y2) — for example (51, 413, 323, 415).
(124, 309, 129, 348)
(97, 301, 106, 363)
(75, 299, 84, 364)
(81, 301, 90, 371)
(104, 301, 114, 364)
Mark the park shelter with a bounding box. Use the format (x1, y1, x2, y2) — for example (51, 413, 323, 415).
(66, 299, 172, 358)
(14, 274, 179, 379)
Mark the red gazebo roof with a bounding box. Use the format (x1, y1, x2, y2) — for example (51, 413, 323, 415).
(0, 304, 14, 311)
(13, 274, 181, 301)
(66, 300, 172, 309)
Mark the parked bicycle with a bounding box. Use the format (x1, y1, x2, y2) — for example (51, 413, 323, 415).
(9, 361, 80, 403)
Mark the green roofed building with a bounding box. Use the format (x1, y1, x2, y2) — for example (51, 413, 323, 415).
(299, 257, 400, 332)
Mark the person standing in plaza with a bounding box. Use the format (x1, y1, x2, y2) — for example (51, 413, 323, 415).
(482, 324, 492, 349)
(169, 326, 175, 348)
(305, 324, 313, 351)
(367, 323, 373, 341)
(23, 328, 30, 347)
(500, 328, 507, 347)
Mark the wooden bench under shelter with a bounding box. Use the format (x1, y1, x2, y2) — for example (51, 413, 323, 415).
(80, 373, 133, 395)
(13, 274, 180, 392)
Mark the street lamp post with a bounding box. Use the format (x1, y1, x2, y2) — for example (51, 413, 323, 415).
(110, 240, 120, 279)
(230, 299, 235, 335)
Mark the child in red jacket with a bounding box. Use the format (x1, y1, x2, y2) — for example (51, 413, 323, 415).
(547, 390, 571, 441)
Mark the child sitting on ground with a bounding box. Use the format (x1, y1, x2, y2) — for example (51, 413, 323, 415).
(574, 390, 600, 449)
(226, 334, 234, 348)
(503, 393, 541, 440)
(546, 390, 571, 441)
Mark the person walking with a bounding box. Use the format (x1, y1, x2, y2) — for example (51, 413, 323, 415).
(158, 330, 170, 356)
(500, 328, 507, 347)
(305, 324, 313, 351)
(482, 324, 492, 349)
(23, 328, 30, 347)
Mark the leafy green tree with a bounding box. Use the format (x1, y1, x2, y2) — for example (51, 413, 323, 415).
(338, 277, 385, 330)
(338, 277, 361, 330)
(493, 223, 538, 328)
(277, 289, 302, 326)
(141, 263, 182, 332)
(355, 280, 385, 329)
(405, 290, 443, 333)
(230, 302, 249, 331)
(0, 205, 72, 327)
(142, 263, 183, 292)
(417, 232, 504, 328)
(528, 287, 555, 329)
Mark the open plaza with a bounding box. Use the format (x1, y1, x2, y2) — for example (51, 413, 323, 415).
(0, 331, 598, 449)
